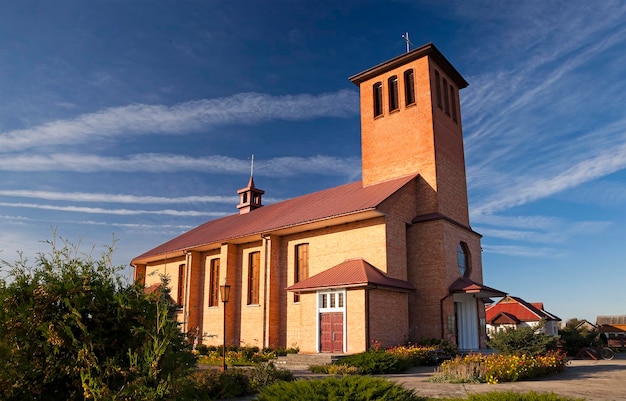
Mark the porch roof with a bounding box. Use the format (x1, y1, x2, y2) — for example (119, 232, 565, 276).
(449, 277, 507, 298)
(286, 258, 414, 293)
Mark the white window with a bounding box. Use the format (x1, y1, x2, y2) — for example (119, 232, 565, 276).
(319, 290, 345, 312)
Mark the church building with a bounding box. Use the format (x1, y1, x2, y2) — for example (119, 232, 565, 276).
(131, 43, 506, 353)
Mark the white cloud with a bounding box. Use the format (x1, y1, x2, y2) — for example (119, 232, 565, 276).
(476, 220, 611, 244)
(0, 153, 361, 176)
(0, 90, 358, 153)
(0, 189, 238, 204)
(481, 244, 564, 258)
(0, 202, 226, 217)
(471, 140, 626, 217)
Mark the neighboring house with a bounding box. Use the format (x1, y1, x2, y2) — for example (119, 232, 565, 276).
(131, 43, 506, 354)
(597, 315, 626, 349)
(485, 296, 561, 336)
(574, 319, 597, 332)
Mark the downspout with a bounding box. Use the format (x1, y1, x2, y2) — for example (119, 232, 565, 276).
(183, 250, 192, 334)
(261, 234, 270, 349)
(365, 287, 371, 351)
(440, 292, 453, 339)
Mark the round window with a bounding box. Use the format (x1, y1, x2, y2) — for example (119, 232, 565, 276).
(457, 243, 469, 276)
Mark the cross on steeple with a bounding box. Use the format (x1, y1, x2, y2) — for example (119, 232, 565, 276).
(401, 32, 413, 53)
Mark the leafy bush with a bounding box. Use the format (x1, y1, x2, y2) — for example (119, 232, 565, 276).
(416, 337, 457, 358)
(487, 321, 557, 356)
(338, 350, 411, 374)
(0, 236, 195, 401)
(184, 369, 250, 400)
(181, 363, 293, 401)
(431, 351, 567, 384)
(257, 375, 426, 401)
(194, 344, 208, 355)
(310, 341, 451, 376)
(247, 362, 295, 392)
(558, 326, 597, 356)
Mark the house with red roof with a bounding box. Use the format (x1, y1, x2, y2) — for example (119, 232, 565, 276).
(131, 43, 506, 353)
(485, 296, 561, 336)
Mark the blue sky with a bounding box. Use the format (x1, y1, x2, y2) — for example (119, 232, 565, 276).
(1, 1, 625, 323)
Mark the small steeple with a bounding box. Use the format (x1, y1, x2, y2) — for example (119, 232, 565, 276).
(236, 155, 265, 214)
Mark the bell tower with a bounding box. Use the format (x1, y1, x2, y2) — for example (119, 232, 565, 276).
(237, 176, 264, 214)
(349, 43, 469, 225)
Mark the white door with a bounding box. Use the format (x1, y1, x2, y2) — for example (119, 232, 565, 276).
(454, 294, 479, 350)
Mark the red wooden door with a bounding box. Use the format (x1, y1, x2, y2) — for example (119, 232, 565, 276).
(320, 312, 343, 353)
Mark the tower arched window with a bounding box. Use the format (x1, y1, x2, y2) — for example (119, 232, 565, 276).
(404, 69, 415, 106)
(388, 76, 399, 111)
(373, 82, 383, 117)
(457, 243, 470, 277)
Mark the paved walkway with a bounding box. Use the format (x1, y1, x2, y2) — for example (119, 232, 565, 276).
(290, 353, 626, 400)
(226, 353, 626, 400)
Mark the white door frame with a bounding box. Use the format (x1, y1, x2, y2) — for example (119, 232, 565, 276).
(454, 293, 479, 350)
(316, 289, 346, 353)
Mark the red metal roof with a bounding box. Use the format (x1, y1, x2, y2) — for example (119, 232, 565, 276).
(485, 296, 561, 323)
(286, 258, 414, 292)
(132, 174, 417, 264)
(449, 277, 507, 298)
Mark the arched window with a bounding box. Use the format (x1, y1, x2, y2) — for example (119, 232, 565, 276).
(388, 76, 399, 111)
(442, 77, 450, 116)
(404, 69, 415, 106)
(434, 70, 442, 109)
(294, 243, 309, 303)
(208, 258, 220, 307)
(247, 251, 260, 305)
(373, 82, 383, 117)
(457, 243, 470, 277)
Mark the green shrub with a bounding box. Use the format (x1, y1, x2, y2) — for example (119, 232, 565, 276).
(339, 350, 411, 374)
(0, 236, 195, 401)
(195, 344, 210, 355)
(187, 369, 250, 399)
(439, 391, 584, 401)
(487, 321, 557, 356)
(558, 326, 597, 356)
(182, 363, 293, 400)
(257, 375, 426, 401)
(247, 362, 295, 392)
(309, 364, 359, 375)
(417, 337, 457, 358)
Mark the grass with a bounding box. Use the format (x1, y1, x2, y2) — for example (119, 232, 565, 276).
(436, 391, 584, 401)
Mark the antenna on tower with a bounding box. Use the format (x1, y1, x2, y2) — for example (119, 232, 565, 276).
(401, 32, 413, 53)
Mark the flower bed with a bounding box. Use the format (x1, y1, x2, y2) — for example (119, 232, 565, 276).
(385, 344, 440, 366)
(430, 351, 568, 384)
(310, 342, 448, 374)
(195, 345, 299, 366)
